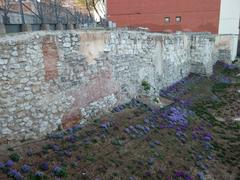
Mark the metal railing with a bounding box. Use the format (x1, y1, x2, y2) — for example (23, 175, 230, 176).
(0, 0, 108, 33)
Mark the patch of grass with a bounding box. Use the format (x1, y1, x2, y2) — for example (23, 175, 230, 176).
(85, 154, 96, 162)
(192, 103, 218, 125)
(204, 100, 226, 110)
(111, 139, 124, 146)
(212, 83, 230, 93)
(227, 122, 240, 131)
(222, 68, 239, 76)
(28, 173, 49, 180)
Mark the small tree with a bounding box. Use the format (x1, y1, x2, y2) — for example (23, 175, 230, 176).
(32, 0, 43, 24)
(53, 0, 63, 24)
(76, 0, 106, 20)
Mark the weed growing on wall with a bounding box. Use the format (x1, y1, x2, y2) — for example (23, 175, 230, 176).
(142, 80, 151, 91)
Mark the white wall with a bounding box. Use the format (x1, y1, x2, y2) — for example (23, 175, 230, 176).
(219, 0, 240, 35)
(218, 0, 240, 60)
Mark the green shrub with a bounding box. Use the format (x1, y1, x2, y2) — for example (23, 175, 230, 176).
(9, 153, 20, 162)
(142, 80, 151, 91)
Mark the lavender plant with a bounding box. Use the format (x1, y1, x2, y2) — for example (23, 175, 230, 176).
(5, 160, 14, 168)
(8, 169, 22, 180)
(0, 162, 4, 169)
(21, 164, 31, 173)
(52, 166, 68, 177)
(161, 106, 190, 128)
(39, 162, 49, 171)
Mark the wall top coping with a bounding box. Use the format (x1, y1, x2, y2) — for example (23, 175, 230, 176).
(0, 29, 217, 44)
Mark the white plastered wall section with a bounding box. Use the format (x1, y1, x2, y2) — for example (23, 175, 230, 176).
(218, 0, 240, 61)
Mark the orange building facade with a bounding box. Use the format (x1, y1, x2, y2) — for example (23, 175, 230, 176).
(107, 0, 221, 34)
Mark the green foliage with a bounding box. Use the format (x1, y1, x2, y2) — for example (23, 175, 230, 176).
(85, 154, 96, 162)
(111, 139, 124, 146)
(191, 103, 218, 125)
(142, 80, 151, 91)
(9, 153, 20, 162)
(29, 173, 49, 180)
(222, 68, 238, 76)
(204, 100, 226, 110)
(212, 83, 230, 93)
(227, 122, 240, 131)
(54, 168, 68, 178)
(71, 162, 78, 168)
(153, 97, 159, 103)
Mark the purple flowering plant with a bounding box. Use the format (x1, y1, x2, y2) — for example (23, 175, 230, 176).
(65, 135, 77, 143)
(174, 171, 192, 180)
(161, 106, 190, 128)
(21, 164, 31, 173)
(64, 150, 72, 157)
(5, 160, 14, 168)
(34, 171, 45, 178)
(0, 162, 4, 169)
(100, 122, 111, 130)
(8, 169, 22, 180)
(223, 63, 237, 70)
(39, 162, 49, 171)
(159, 76, 193, 100)
(203, 132, 212, 142)
(52, 166, 68, 177)
(51, 144, 60, 152)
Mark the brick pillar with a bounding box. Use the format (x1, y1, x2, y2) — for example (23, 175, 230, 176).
(0, 24, 6, 33)
(21, 24, 32, 32)
(42, 36, 59, 81)
(41, 24, 50, 31)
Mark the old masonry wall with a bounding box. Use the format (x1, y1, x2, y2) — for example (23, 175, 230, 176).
(0, 30, 234, 141)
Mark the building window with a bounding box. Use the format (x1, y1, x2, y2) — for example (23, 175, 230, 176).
(164, 17, 170, 23)
(176, 16, 181, 23)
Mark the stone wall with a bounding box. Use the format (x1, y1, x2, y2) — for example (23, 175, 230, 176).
(215, 35, 239, 62)
(0, 30, 231, 141)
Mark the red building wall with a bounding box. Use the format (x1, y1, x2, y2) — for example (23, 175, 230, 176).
(107, 0, 221, 34)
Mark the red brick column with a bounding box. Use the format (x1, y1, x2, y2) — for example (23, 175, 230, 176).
(42, 36, 59, 81)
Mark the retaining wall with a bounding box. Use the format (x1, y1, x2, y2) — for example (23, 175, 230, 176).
(0, 30, 233, 141)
